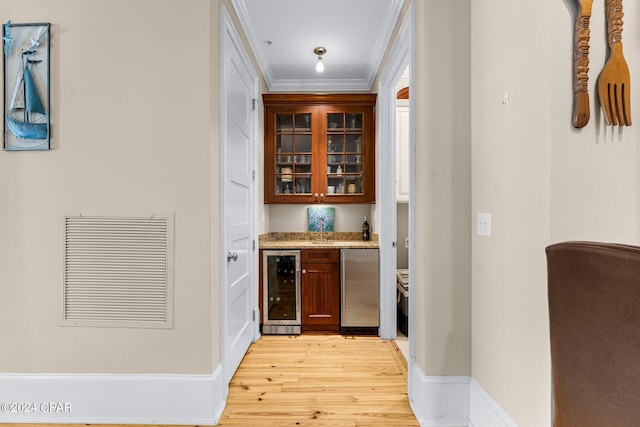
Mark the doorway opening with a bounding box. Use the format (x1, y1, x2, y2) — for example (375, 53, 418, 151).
(219, 0, 416, 404)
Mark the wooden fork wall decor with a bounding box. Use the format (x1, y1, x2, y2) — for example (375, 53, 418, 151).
(572, 0, 593, 128)
(597, 0, 632, 126)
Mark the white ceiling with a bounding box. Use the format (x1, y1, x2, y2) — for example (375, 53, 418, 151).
(230, 0, 405, 92)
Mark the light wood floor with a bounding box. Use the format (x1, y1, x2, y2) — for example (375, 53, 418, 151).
(218, 334, 418, 426)
(8, 335, 417, 427)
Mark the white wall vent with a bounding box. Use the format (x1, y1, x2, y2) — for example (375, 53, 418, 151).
(61, 214, 174, 329)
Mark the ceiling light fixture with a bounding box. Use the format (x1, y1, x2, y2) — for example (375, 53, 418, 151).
(314, 47, 326, 72)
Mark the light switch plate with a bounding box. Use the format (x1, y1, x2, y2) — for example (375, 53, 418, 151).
(477, 212, 492, 237)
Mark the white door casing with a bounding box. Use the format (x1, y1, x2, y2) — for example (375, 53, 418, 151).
(220, 5, 258, 391)
(377, 0, 414, 376)
(377, 3, 414, 341)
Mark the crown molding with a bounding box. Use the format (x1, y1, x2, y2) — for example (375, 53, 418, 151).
(364, 0, 405, 88)
(230, 0, 405, 92)
(229, 0, 275, 87)
(267, 78, 373, 93)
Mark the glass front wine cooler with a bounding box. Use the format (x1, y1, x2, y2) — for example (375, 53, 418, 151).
(262, 250, 301, 334)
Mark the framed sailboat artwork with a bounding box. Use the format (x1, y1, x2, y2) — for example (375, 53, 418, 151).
(2, 22, 50, 151)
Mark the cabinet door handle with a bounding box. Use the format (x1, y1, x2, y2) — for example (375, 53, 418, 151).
(302, 269, 307, 274)
(320, 193, 324, 200)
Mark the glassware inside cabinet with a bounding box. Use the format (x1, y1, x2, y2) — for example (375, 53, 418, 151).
(275, 148, 293, 195)
(275, 179, 292, 194)
(325, 113, 364, 197)
(345, 135, 362, 153)
(346, 156, 363, 173)
(327, 113, 344, 130)
(277, 134, 293, 153)
(327, 135, 344, 154)
(346, 113, 362, 130)
(294, 176, 311, 194)
(277, 112, 312, 132)
(276, 114, 293, 132)
(294, 113, 311, 131)
(346, 176, 363, 194)
(275, 112, 313, 197)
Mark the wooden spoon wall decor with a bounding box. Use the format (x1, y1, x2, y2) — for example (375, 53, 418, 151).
(572, 0, 593, 128)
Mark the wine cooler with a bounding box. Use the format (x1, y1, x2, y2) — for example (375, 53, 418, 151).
(262, 250, 301, 334)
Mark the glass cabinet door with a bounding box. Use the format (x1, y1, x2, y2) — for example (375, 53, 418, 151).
(326, 112, 364, 196)
(274, 113, 312, 196)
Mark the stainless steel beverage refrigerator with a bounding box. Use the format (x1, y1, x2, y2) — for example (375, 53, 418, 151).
(340, 248, 379, 334)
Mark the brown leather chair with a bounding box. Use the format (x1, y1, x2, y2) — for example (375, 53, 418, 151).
(546, 241, 640, 426)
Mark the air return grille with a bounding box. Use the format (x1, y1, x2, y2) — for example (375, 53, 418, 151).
(62, 214, 174, 328)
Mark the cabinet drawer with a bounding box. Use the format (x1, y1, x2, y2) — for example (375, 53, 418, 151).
(301, 248, 339, 264)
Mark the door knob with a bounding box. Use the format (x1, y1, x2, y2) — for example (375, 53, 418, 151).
(227, 252, 238, 262)
(302, 269, 307, 274)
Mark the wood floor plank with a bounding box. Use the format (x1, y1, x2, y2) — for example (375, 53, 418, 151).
(227, 394, 412, 405)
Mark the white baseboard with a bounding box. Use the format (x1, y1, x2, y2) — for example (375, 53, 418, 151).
(469, 378, 519, 427)
(408, 358, 471, 426)
(408, 359, 518, 427)
(0, 364, 226, 425)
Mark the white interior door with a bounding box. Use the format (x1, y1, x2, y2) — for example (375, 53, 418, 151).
(220, 6, 257, 388)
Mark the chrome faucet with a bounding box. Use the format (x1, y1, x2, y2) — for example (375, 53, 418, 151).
(316, 217, 327, 242)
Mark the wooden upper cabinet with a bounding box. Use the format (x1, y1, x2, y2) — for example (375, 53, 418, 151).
(263, 94, 376, 204)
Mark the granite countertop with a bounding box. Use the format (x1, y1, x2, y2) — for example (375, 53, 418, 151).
(259, 232, 379, 249)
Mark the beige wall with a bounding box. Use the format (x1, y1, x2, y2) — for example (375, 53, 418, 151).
(472, 1, 639, 426)
(413, 0, 472, 375)
(266, 205, 373, 233)
(0, 0, 262, 376)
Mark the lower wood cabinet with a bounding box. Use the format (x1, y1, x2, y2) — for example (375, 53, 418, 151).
(301, 248, 340, 332)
